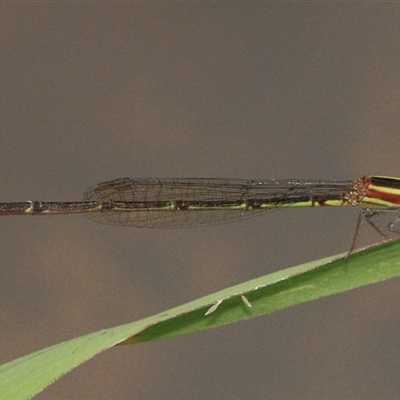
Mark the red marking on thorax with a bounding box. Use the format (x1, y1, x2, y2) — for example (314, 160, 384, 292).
(366, 187, 400, 205)
(364, 176, 400, 205)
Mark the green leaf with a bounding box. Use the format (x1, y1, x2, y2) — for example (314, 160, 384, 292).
(2, 239, 400, 399)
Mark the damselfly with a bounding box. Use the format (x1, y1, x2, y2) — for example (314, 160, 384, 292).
(1, 176, 400, 242)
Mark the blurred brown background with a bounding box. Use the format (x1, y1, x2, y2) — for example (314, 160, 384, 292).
(2, 4, 400, 399)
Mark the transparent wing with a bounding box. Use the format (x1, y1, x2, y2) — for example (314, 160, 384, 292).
(83, 177, 352, 229)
